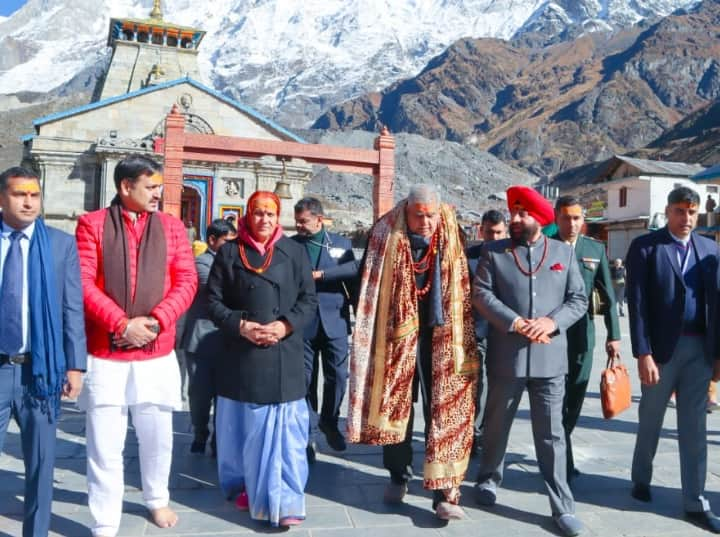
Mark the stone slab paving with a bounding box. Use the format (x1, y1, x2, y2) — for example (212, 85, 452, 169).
(2, 315, 720, 536)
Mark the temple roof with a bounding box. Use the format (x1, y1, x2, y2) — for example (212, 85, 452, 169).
(107, 17, 205, 47)
(29, 77, 305, 144)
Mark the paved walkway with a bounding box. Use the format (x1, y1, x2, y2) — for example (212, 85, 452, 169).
(3, 315, 720, 536)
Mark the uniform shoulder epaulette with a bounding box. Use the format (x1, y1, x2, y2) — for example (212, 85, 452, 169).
(584, 236, 605, 244)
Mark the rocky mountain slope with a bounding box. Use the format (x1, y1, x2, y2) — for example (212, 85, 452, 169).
(300, 129, 537, 230)
(0, 0, 699, 127)
(316, 1, 720, 178)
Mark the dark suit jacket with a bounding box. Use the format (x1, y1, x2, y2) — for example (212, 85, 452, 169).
(466, 242, 489, 340)
(626, 227, 720, 364)
(207, 236, 318, 404)
(550, 234, 621, 356)
(183, 250, 220, 354)
(292, 231, 355, 339)
(47, 226, 87, 371)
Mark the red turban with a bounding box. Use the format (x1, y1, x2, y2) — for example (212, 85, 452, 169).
(506, 185, 554, 226)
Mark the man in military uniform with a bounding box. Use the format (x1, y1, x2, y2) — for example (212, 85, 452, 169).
(473, 186, 587, 537)
(550, 196, 620, 478)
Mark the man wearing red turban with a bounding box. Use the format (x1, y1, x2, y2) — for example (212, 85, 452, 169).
(471, 185, 588, 537)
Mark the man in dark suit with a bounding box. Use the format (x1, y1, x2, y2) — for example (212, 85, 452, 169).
(627, 186, 720, 533)
(0, 166, 87, 537)
(550, 196, 620, 479)
(292, 198, 356, 453)
(473, 186, 587, 537)
(183, 219, 237, 455)
(466, 209, 507, 456)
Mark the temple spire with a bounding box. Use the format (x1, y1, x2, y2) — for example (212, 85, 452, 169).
(150, 0, 163, 20)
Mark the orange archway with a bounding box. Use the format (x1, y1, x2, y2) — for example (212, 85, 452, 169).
(155, 104, 395, 222)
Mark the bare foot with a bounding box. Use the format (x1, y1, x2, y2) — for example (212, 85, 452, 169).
(150, 506, 178, 528)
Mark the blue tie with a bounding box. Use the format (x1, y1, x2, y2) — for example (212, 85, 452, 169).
(675, 241, 688, 273)
(0, 231, 24, 354)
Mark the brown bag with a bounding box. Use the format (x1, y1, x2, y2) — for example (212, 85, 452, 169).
(600, 355, 632, 419)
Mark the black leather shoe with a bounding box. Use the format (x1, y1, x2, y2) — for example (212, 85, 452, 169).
(319, 422, 347, 451)
(190, 439, 206, 454)
(306, 441, 317, 464)
(631, 483, 651, 502)
(685, 510, 720, 533)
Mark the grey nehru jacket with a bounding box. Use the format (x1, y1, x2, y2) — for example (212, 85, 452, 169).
(473, 236, 587, 378)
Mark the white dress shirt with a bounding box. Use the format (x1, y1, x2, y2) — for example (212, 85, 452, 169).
(0, 220, 35, 353)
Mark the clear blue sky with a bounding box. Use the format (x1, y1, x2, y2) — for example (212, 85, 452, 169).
(0, 0, 27, 17)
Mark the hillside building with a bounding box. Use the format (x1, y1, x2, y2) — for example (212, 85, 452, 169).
(565, 155, 708, 260)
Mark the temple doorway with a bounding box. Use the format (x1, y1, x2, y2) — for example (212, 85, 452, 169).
(181, 185, 202, 242)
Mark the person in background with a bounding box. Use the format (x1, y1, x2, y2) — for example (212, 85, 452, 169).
(610, 258, 626, 317)
(76, 154, 197, 537)
(292, 197, 356, 460)
(705, 194, 716, 214)
(0, 166, 87, 537)
(207, 191, 317, 528)
(183, 218, 237, 455)
(465, 209, 507, 456)
(184, 219, 197, 244)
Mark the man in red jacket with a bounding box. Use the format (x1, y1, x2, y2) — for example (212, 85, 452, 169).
(75, 155, 197, 537)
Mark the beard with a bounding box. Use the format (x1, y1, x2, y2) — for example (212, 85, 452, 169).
(510, 221, 540, 244)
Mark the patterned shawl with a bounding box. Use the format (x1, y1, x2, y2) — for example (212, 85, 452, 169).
(348, 202, 478, 493)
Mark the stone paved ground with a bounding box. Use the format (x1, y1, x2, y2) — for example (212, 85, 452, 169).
(3, 315, 720, 536)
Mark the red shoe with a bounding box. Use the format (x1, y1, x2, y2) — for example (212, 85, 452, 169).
(235, 491, 249, 511)
(279, 516, 303, 527)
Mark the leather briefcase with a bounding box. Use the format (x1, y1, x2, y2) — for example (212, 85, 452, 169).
(600, 355, 632, 419)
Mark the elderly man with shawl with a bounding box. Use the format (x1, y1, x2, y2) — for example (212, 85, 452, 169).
(0, 166, 86, 537)
(207, 191, 317, 528)
(348, 184, 478, 520)
(75, 155, 197, 537)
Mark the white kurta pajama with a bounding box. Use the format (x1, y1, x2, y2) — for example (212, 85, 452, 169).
(79, 351, 182, 537)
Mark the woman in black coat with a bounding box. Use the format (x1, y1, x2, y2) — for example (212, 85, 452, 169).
(207, 191, 317, 528)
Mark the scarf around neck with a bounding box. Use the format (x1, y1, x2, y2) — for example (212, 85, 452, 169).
(0, 215, 67, 421)
(237, 217, 284, 256)
(102, 199, 166, 339)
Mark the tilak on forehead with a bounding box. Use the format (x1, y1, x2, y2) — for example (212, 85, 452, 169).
(248, 190, 280, 215)
(673, 201, 698, 209)
(409, 202, 439, 214)
(148, 172, 164, 186)
(14, 180, 41, 193)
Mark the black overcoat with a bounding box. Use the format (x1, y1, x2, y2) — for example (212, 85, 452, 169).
(207, 235, 318, 404)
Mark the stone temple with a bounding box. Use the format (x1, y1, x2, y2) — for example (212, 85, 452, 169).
(21, 0, 312, 236)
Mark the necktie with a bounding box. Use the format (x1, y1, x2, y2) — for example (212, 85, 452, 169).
(0, 232, 24, 354)
(675, 241, 688, 273)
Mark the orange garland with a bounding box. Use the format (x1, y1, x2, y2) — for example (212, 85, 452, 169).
(412, 230, 439, 298)
(412, 230, 438, 274)
(239, 243, 274, 274)
(511, 235, 549, 276)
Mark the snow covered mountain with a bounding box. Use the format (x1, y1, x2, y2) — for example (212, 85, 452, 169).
(0, 0, 701, 126)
